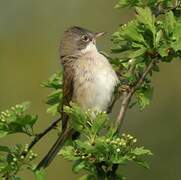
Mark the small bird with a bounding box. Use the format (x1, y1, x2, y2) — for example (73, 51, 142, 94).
(36, 26, 118, 169)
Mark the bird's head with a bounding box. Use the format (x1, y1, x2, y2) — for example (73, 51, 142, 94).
(60, 26, 105, 58)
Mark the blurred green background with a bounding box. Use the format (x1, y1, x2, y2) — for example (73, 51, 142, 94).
(0, 0, 181, 179)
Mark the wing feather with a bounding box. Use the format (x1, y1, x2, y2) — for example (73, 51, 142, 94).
(61, 56, 76, 130)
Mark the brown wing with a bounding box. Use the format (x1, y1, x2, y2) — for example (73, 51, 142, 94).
(62, 65, 74, 106)
(36, 57, 76, 170)
(61, 57, 75, 130)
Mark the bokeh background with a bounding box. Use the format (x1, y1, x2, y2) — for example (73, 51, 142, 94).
(0, 0, 181, 179)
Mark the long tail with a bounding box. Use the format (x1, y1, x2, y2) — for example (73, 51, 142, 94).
(36, 128, 74, 170)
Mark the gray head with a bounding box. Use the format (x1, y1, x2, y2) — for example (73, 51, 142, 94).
(60, 26, 105, 58)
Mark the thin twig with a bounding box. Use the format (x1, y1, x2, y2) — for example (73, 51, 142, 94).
(115, 60, 155, 132)
(107, 88, 122, 113)
(22, 117, 62, 156)
(35, 127, 74, 170)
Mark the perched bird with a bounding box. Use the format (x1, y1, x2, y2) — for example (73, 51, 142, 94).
(36, 26, 118, 169)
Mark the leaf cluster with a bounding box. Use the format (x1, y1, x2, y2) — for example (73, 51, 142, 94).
(0, 144, 38, 180)
(60, 104, 152, 179)
(0, 102, 37, 137)
(0, 103, 40, 179)
(115, 0, 181, 16)
(41, 71, 63, 116)
(1, 1, 181, 179)
(112, 1, 181, 109)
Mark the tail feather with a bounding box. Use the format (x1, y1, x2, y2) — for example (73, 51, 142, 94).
(36, 128, 74, 170)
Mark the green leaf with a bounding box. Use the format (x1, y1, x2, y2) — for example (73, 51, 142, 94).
(91, 112, 108, 135)
(171, 23, 181, 51)
(131, 147, 153, 156)
(0, 145, 11, 153)
(0, 102, 37, 136)
(136, 7, 156, 37)
(106, 127, 117, 138)
(158, 44, 169, 57)
(75, 140, 94, 152)
(155, 30, 163, 48)
(128, 47, 147, 58)
(42, 71, 62, 89)
(163, 11, 176, 37)
(35, 169, 45, 180)
(79, 174, 97, 180)
(134, 159, 150, 169)
(135, 85, 153, 110)
(72, 160, 86, 173)
(64, 104, 87, 132)
(46, 103, 60, 116)
(59, 146, 78, 161)
(115, 0, 142, 8)
(0, 131, 8, 138)
(17, 115, 38, 127)
(42, 71, 63, 116)
(117, 20, 147, 45)
(46, 89, 62, 105)
(110, 156, 128, 164)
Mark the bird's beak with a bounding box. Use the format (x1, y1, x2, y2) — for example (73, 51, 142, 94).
(94, 32, 106, 38)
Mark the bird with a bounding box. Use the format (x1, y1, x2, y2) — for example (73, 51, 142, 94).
(36, 26, 118, 170)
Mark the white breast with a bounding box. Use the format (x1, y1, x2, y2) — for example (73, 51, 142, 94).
(91, 67, 117, 110)
(73, 50, 118, 111)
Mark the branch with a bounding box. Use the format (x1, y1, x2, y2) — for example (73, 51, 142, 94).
(115, 60, 155, 132)
(107, 88, 122, 113)
(22, 117, 62, 156)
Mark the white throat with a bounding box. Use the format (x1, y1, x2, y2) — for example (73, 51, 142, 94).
(81, 42, 98, 54)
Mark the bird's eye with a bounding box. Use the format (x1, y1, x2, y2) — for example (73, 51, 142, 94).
(82, 35, 89, 42)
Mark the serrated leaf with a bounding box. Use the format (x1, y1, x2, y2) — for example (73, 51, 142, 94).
(163, 11, 176, 37)
(94, 140, 107, 155)
(136, 7, 156, 36)
(155, 30, 163, 48)
(59, 146, 78, 161)
(42, 71, 62, 89)
(106, 127, 117, 138)
(43, 71, 63, 116)
(17, 115, 38, 127)
(75, 140, 93, 152)
(46, 89, 62, 105)
(131, 147, 153, 156)
(64, 104, 87, 132)
(72, 160, 86, 173)
(0, 102, 38, 136)
(171, 23, 181, 51)
(128, 47, 147, 58)
(158, 44, 169, 57)
(135, 86, 153, 110)
(134, 159, 150, 169)
(91, 113, 107, 135)
(110, 156, 128, 164)
(118, 20, 147, 45)
(46, 103, 60, 116)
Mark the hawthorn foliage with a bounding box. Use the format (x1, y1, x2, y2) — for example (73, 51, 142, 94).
(0, 0, 181, 179)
